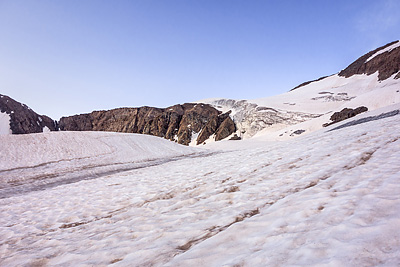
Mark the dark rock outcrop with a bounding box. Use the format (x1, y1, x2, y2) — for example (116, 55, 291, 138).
(0, 94, 57, 134)
(196, 111, 236, 145)
(323, 106, 368, 127)
(338, 40, 400, 81)
(59, 103, 236, 145)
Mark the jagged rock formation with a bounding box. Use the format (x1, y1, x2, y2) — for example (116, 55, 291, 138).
(338, 40, 400, 81)
(196, 111, 236, 144)
(0, 94, 57, 134)
(59, 103, 235, 145)
(323, 106, 368, 127)
(208, 99, 321, 138)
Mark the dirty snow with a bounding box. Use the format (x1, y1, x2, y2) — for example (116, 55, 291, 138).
(1, 104, 400, 266)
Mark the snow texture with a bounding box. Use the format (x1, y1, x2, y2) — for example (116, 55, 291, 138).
(1, 104, 400, 266)
(0, 111, 11, 135)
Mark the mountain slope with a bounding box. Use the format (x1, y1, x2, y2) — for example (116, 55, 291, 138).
(0, 94, 57, 135)
(338, 40, 400, 80)
(201, 40, 400, 140)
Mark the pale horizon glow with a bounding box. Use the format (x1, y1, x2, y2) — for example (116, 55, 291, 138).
(0, 0, 399, 119)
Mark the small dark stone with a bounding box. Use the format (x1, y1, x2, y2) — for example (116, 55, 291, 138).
(290, 130, 305, 136)
(229, 134, 241, 140)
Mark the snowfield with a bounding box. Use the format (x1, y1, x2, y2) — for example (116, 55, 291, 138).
(199, 73, 400, 140)
(0, 112, 11, 136)
(1, 103, 400, 266)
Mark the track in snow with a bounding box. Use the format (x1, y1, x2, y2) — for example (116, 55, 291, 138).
(0, 151, 216, 199)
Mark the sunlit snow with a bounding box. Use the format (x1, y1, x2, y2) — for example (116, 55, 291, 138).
(0, 112, 11, 135)
(1, 103, 400, 266)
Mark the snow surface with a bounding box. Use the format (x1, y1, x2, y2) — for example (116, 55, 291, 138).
(366, 40, 400, 62)
(250, 73, 400, 114)
(42, 126, 51, 133)
(199, 73, 400, 140)
(0, 112, 11, 135)
(1, 104, 400, 266)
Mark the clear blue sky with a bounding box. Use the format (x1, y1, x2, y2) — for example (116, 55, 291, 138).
(0, 0, 399, 119)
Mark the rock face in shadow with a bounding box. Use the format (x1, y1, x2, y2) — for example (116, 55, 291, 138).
(338, 40, 400, 81)
(0, 94, 57, 134)
(323, 106, 368, 127)
(59, 103, 236, 145)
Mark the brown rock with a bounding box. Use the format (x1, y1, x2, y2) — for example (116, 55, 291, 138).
(229, 134, 241, 140)
(339, 40, 400, 81)
(0, 94, 57, 134)
(215, 116, 236, 141)
(196, 111, 236, 144)
(59, 103, 236, 146)
(323, 106, 368, 127)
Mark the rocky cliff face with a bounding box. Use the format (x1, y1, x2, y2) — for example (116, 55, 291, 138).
(59, 103, 236, 145)
(0, 94, 57, 134)
(338, 40, 400, 81)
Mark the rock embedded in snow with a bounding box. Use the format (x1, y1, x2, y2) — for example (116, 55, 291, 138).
(323, 106, 368, 127)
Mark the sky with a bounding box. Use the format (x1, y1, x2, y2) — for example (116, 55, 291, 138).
(0, 0, 399, 119)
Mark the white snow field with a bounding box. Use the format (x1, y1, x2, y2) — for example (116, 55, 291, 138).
(0, 112, 11, 136)
(1, 103, 400, 266)
(199, 73, 400, 140)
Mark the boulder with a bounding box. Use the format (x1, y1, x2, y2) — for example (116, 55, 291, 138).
(323, 106, 368, 127)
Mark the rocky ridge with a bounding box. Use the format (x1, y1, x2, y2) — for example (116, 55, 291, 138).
(338, 40, 400, 81)
(59, 103, 235, 145)
(291, 40, 400, 91)
(0, 94, 57, 134)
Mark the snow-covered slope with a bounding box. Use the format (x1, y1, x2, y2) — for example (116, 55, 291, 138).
(0, 131, 199, 198)
(1, 104, 399, 266)
(200, 73, 400, 140)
